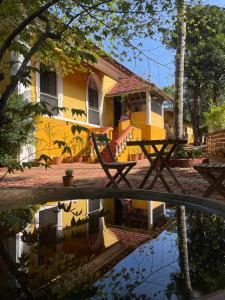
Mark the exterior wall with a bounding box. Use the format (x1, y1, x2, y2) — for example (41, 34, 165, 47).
(63, 71, 87, 122)
(164, 111, 194, 144)
(37, 199, 118, 255)
(151, 111, 164, 128)
(141, 124, 166, 140)
(32, 68, 117, 158)
(184, 122, 194, 144)
(35, 116, 90, 158)
(132, 200, 164, 210)
(131, 111, 146, 129)
(102, 75, 116, 127)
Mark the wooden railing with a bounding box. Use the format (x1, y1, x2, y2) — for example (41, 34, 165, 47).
(206, 129, 225, 160)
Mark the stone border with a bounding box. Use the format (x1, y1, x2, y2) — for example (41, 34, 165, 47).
(1, 187, 225, 217)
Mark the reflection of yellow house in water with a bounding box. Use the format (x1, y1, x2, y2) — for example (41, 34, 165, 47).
(5, 199, 165, 266)
(15, 55, 174, 162)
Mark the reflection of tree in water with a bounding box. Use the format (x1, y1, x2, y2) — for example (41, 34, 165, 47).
(0, 202, 106, 299)
(166, 208, 225, 299)
(94, 230, 179, 300)
(187, 210, 225, 294)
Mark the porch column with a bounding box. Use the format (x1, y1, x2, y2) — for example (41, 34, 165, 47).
(146, 91, 152, 125)
(147, 200, 153, 229)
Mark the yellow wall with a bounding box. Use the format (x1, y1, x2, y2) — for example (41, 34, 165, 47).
(131, 111, 146, 129)
(132, 200, 164, 209)
(151, 111, 164, 128)
(141, 124, 166, 140)
(118, 119, 131, 134)
(40, 199, 118, 254)
(63, 70, 87, 122)
(35, 116, 90, 158)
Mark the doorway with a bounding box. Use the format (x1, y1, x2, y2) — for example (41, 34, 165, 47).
(114, 97, 122, 126)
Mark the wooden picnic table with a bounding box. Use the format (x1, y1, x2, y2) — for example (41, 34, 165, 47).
(127, 139, 187, 192)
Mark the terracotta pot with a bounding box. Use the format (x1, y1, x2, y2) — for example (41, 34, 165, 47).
(129, 153, 139, 161)
(76, 156, 83, 162)
(50, 157, 62, 165)
(62, 176, 74, 187)
(63, 157, 74, 163)
(168, 158, 208, 168)
(138, 153, 144, 160)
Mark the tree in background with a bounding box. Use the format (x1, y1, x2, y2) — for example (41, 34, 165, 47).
(0, 0, 172, 126)
(163, 3, 225, 144)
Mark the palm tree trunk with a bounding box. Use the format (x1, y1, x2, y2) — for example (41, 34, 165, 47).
(174, 0, 186, 139)
(176, 205, 193, 295)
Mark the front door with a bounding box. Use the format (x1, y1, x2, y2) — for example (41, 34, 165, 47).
(114, 97, 122, 126)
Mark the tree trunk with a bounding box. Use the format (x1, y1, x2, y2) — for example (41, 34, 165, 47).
(176, 205, 193, 296)
(192, 93, 200, 145)
(174, 0, 186, 140)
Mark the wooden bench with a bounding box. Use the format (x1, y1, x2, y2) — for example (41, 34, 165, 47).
(193, 163, 225, 198)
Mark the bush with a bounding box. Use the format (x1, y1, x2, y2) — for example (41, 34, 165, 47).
(204, 103, 225, 132)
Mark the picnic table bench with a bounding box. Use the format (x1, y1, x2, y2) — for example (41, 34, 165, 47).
(193, 163, 225, 198)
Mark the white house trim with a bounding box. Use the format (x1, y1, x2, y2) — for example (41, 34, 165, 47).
(35, 204, 63, 238)
(146, 91, 152, 125)
(36, 66, 64, 118)
(86, 73, 103, 126)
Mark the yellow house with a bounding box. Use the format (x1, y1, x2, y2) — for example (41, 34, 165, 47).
(16, 55, 173, 162)
(164, 108, 194, 144)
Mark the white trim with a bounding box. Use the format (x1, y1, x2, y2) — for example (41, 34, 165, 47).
(56, 70, 63, 117)
(35, 204, 63, 238)
(86, 73, 103, 126)
(53, 115, 100, 128)
(36, 62, 40, 102)
(36, 66, 63, 117)
(146, 91, 152, 125)
(147, 201, 153, 229)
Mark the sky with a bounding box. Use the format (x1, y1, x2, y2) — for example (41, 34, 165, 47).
(115, 0, 225, 89)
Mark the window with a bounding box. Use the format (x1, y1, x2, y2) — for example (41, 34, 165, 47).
(151, 97, 162, 115)
(40, 70, 58, 115)
(88, 78, 100, 125)
(89, 199, 101, 212)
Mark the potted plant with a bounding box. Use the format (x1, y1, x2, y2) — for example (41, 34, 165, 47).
(50, 156, 62, 165)
(63, 156, 74, 163)
(129, 149, 139, 161)
(62, 168, 74, 187)
(138, 152, 144, 160)
(168, 149, 208, 168)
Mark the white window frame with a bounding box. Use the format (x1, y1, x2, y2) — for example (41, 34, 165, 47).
(86, 74, 103, 126)
(36, 65, 63, 117)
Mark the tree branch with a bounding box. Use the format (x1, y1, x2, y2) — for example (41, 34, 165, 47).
(0, 32, 50, 117)
(0, 0, 60, 62)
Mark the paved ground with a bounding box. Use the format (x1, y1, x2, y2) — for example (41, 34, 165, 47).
(0, 159, 224, 202)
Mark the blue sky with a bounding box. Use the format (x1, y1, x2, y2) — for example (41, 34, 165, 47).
(116, 0, 225, 88)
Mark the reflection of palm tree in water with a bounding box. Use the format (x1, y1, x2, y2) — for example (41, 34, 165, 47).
(176, 205, 194, 298)
(115, 199, 123, 225)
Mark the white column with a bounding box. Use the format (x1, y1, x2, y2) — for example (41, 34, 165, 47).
(146, 91, 152, 125)
(147, 200, 153, 229)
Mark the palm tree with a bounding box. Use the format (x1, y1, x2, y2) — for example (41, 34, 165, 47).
(174, 0, 186, 139)
(176, 205, 193, 296)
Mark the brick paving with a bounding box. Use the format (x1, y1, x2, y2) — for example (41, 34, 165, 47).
(0, 159, 224, 201)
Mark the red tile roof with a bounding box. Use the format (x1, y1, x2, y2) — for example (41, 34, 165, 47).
(106, 76, 151, 96)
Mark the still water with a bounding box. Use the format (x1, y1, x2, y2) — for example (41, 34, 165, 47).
(0, 198, 225, 299)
